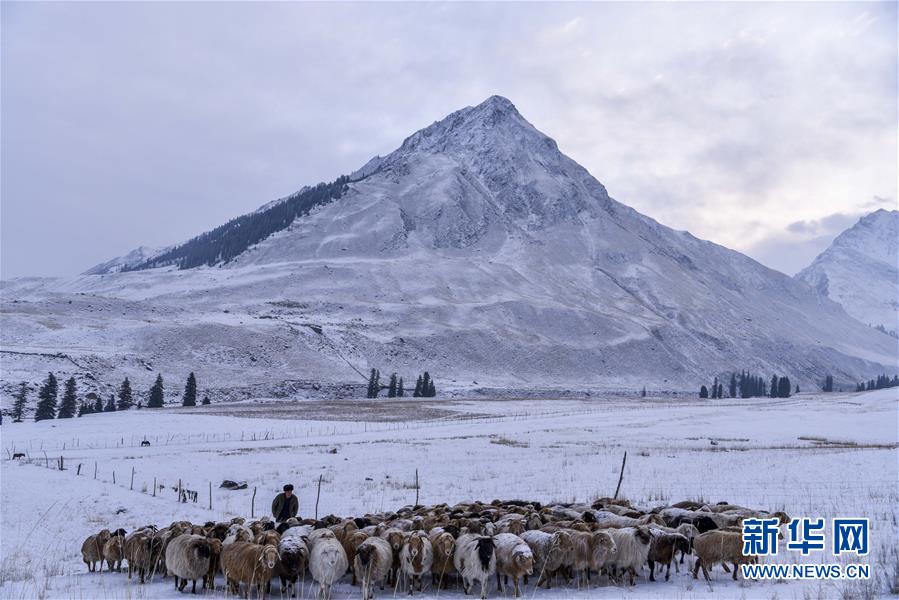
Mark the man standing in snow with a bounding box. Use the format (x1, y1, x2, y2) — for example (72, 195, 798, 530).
(272, 484, 299, 522)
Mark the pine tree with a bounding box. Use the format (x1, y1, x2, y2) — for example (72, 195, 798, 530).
(413, 375, 423, 398)
(182, 372, 197, 407)
(427, 380, 436, 397)
(34, 373, 58, 421)
(823, 375, 834, 393)
(77, 401, 86, 417)
(777, 376, 791, 398)
(641, 386, 647, 398)
(711, 377, 719, 399)
(387, 373, 397, 398)
(717, 383, 723, 398)
(421, 372, 431, 397)
(57, 377, 78, 419)
(94, 396, 104, 412)
(366, 369, 380, 399)
(795, 384, 800, 394)
(699, 385, 709, 398)
(105, 395, 116, 412)
(117, 377, 134, 410)
(147, 374, 165, 408)
(728, 373, 737, 398)
(397, 378, 404, 398)
(202, 395, 211, 405)
(12, 382, 28, 422)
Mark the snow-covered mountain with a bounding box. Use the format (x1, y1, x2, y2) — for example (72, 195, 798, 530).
(83, 246, 167, 275)
(2, 96, 896, 399)
(796, 209, 898, 335)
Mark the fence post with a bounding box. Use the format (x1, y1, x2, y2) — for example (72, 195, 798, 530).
(76, 464, 82, 476)
(94, 462, 97, 480)
(130, 467, 135, 491)
(178, 479, 182, 503)
(613, 451, 627, 500)
(251, 487, 257, 518)
(208, 481, 212, 510)
(315, 474, 323, 520)
(414, 469, 420, 506)
(112, 471, 116, 485)
(153, 477, 156, 497)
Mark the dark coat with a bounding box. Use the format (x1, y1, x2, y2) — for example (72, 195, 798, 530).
(272, 492, 299, 521)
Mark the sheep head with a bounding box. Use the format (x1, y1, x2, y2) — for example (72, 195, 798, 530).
(259, 545, 279, 570)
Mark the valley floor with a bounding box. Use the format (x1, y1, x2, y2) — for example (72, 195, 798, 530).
(1, 389, 897, 599)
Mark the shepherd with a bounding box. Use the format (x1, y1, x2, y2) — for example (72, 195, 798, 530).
(272, 483, 299, 522)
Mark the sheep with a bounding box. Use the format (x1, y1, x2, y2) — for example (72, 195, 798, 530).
(102, 534, 126, 573)
(647, 532, 690, 581)
(520, 529, 574, 588)
(604, 526, 652, 585)
(344, 530, 371, 585)
(495, 514, 526, 535)
(692, 530, 754, 582)
(379, 527, 406, 585)
(308, 530, 348, 600)
(220, 541, 279, 599)
(224, 524, 254, 545)
(277, 528, 309, 598)
(399, 532, 433, 594)
(204, 538, 223, 590)
(428, 528, 456, 589)
(165, 533, 212, 594)
(493, 532, 533, 597)
(81, 529, 111, 572)
(567, 530, 616, 585)
(125, 529, 163, 584)
(453, 534, 496, 600)
(255, 530, 281, 547)
(354, 536, 393, 600)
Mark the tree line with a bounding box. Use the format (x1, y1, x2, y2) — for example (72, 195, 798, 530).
(700, 371, 796, 399)
(10, 372, 208, 422)
(125, 177, 352, 271)
(366, 369, 437, 399)
(855, 373, 899, 392)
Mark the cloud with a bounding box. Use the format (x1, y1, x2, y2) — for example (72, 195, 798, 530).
(1, 2, 896, 277)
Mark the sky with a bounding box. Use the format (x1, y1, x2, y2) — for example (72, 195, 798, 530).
(1, 2, 896, 278)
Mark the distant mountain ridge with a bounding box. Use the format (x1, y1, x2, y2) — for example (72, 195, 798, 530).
(796, 209, 898, 335)
(3, 96, 896, 398)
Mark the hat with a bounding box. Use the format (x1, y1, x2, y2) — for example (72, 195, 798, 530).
(283, 484, 294, 492)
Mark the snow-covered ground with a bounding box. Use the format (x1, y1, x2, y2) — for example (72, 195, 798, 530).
(1, 389, 897, 599)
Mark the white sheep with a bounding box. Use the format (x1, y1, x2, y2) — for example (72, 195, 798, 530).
(308, 531, 348, 599)
(453, 534, 496, 600)
(354, 536, 393, 600)
(164, 533, 212, 593)
(604, 526, 652, 585)
(520, 529, 573, 588)
(493, 532, 533, 597)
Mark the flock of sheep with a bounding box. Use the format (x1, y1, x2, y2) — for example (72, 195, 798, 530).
(80, 497, 789, 599)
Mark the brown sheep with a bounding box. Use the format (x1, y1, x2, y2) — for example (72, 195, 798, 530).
(102, 535, 126, 573)
(692, 530, 754, 581)
(428, 529, 456, 589)
(221, 541, 280, 599)
(204, 538, 223, 590)
(125, 530, 162, 584)
(255, 530, 281, 547)
(344, 530, 371, 585)
(647, 532, 691, 581)
(81, 529, 111, 572)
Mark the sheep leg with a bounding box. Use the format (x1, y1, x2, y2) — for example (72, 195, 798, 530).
(692, 558, 701, 579)
(513, 575, 521, 598)
(480, 578, 488, 600)
(648, 559, 656, 582)
(496, 572, 503, 593)
(665, 560, 671, 581)
(731, 562, 738, 581)
(721, 562, 731, 573)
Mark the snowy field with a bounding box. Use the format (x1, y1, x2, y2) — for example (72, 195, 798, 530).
(1, 389, 897, 599)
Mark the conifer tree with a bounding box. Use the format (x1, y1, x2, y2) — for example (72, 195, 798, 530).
(77, 401, 86, 417)
(717, 383, 723, 398)
(12, 382, 28, 422)
(182, 372, 197, 407)
(397, 377, 404, 398)
(641, 386, 647, 398)
(34, 373, 58, 421)
(117, 377, 134, 410)
(94, 396, 104, 413)
(421, 372, 431, 397)
(413, 375, 423, 398)
(823, 375, 834, 393)
(699, 385, 709, 398)
(795, 384, 800, 394)
(728, 373, 737, 398)
(202, 395, 211, 405)
(57, 377, 78, 418)
(711, 377, 719, 399)
(366, 369, 380, 399)
(387, 373, 397, 398)
(427, 379, 436, 397)
(777, 376, 792, 398)
(147, 374, 165, 408)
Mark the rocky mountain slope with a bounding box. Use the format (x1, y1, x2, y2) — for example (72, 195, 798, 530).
(2, 96, 895, 400)
(796, 209, 898, 336)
